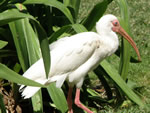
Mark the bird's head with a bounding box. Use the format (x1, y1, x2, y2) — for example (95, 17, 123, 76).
(96, 14, 141, 61)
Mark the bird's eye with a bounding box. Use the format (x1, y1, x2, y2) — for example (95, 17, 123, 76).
(114, 22, 118, 25)
(112, 20, 119, 26)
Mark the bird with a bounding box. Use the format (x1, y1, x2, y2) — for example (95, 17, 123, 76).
(20, 14, 141, 113)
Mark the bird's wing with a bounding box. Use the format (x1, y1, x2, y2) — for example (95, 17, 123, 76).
(49, 32, 100, 76)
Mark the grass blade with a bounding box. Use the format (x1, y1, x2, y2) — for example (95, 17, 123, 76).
(117, 0, 131, 80)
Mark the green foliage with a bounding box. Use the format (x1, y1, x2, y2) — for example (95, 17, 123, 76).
(0, 0, 145, 112)
(117, 0, 131, 80)
(47, 83, 68, 113)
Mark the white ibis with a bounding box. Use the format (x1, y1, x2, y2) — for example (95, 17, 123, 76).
(20, 14, 141, 113)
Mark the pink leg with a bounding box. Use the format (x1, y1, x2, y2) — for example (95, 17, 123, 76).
(74, 88, 93, 113)
(67, 87, 73, 113)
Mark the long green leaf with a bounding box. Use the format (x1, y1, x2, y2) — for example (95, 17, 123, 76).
(19, 18, 41, 65)
(117, 0, 131, 80)
(9, 21, 29, 71)
(0, 63, 44, 87)
(23, 0, 74, 24)
(100, 60, 144, 107)
(47, 83, 68, 113)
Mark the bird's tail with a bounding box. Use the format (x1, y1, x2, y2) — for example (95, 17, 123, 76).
(19, 79, 48, 99)
(20, 86, 41, 99)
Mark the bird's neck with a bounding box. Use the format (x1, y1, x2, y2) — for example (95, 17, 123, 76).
(99, 31, 119, 56)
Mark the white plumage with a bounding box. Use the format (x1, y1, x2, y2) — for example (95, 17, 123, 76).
(20, 14, 140, 113)
(20, 31, 118, 96)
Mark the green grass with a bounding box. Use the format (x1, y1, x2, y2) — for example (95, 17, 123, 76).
(80, 0, 150, 112)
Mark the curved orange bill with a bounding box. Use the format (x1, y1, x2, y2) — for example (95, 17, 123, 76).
(118, 26, 141, 61)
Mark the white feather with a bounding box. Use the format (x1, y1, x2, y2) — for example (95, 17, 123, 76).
(21, 86, 40, 99)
